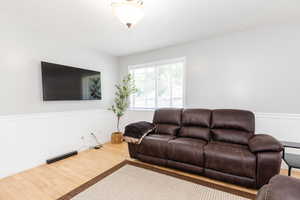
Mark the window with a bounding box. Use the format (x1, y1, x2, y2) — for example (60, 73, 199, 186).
(129, 58, 185, 109)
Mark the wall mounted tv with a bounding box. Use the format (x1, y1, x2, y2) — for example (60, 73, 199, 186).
(41, 62, 101, 101)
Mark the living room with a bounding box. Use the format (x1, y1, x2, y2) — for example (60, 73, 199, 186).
(1, 0, 300, 199)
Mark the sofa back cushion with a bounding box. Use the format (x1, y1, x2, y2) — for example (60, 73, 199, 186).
(179, 109, 212, 141)
(153, 108, 182, 136)
(211, 109, 255, 145)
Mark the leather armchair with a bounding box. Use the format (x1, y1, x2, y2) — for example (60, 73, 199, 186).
(257, 175, 300, 200)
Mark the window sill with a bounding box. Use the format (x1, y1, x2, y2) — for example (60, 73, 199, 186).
(127, 108, 156, 112)
(128, 107, 184, 112)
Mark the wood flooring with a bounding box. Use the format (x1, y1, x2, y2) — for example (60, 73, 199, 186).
(0, 142, 298, 200)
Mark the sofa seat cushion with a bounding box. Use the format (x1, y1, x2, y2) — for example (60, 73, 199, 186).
(204, 141, 256, 178)
(138, 134, 176, 159)
(168, 138, 207, 167)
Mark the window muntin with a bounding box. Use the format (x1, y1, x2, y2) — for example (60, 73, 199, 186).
(129, 58, 185, 109)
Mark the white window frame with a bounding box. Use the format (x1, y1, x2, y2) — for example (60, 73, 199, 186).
(128, 57, 186, 110)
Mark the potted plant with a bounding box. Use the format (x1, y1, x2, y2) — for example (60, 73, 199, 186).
(109, 74, 138, 144)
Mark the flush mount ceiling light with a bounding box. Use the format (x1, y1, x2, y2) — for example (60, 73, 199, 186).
(111, 0, 144, 28)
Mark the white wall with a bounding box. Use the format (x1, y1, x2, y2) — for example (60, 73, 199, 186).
(2, 20, 300, 178)
(0, 109, 116, 178)
(0, 0, 122, 115)
(119, 24, 300, 114)
(119, 24, 300, 170)
(0, 11, 120, 178)
(0, 39, 119, 115)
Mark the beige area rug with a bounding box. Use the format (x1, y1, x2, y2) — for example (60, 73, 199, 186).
(59, 161, 255, 200)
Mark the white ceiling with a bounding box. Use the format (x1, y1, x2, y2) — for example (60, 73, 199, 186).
(1, 0, 300, 56)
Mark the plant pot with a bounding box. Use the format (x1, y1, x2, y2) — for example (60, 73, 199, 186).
(111, 132, 123, 144)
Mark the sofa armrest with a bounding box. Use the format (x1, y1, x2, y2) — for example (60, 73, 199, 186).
(249, 134, 283, 153)
(256, 152, 282, 188)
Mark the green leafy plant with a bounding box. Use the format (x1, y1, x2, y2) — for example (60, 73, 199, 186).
(109, 74, 138, 132)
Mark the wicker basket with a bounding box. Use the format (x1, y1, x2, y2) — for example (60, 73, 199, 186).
(111, 132, 123, 144)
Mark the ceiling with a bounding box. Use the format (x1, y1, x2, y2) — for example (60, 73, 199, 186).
(1, 0, 300, 56)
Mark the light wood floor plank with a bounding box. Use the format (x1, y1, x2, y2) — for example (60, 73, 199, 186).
(0, 142, 299, 200)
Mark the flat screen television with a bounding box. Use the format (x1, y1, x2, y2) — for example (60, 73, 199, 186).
(41, 62, 101, 101)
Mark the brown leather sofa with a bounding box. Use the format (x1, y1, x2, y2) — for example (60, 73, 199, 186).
(128, 108, 283, 189)
(257, 175, 300, 200)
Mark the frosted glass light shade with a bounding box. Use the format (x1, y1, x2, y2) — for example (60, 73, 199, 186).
(112, 0, 144, 28)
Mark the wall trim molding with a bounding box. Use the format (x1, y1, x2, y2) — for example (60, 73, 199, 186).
(1, 109, 300, 122)
(0, 109, 111, 122)
(130, 109, 300, 120)
(255, 112, 300, 120)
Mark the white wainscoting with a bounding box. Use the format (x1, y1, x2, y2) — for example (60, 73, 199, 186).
(121, 110, 300, 142)
(0, 109, 115, 178)
(1, 109, 300, 178)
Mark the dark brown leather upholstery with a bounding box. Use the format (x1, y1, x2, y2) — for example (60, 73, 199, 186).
(205, 168, 256, 188)
(179, 109, 211, 141)
(156, 124, 180, 136)
(257, 175, 300, 200)
(168, 137, 207, 167)
(137, 154, 167, 166)
(138, 134, 175, 159)
(128, 108, 282, 189)
(249, 134, 283, 153)
(167, 160, 204, 174)
(204, 141, 256, 178)
(256, 151, 282, 187)
(153, 108, 182, 135)
(211, 109, 254, 145)
(128, 143, 139, 158)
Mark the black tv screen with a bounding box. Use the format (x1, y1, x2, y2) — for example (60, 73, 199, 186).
(41, 62, 101, 101)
